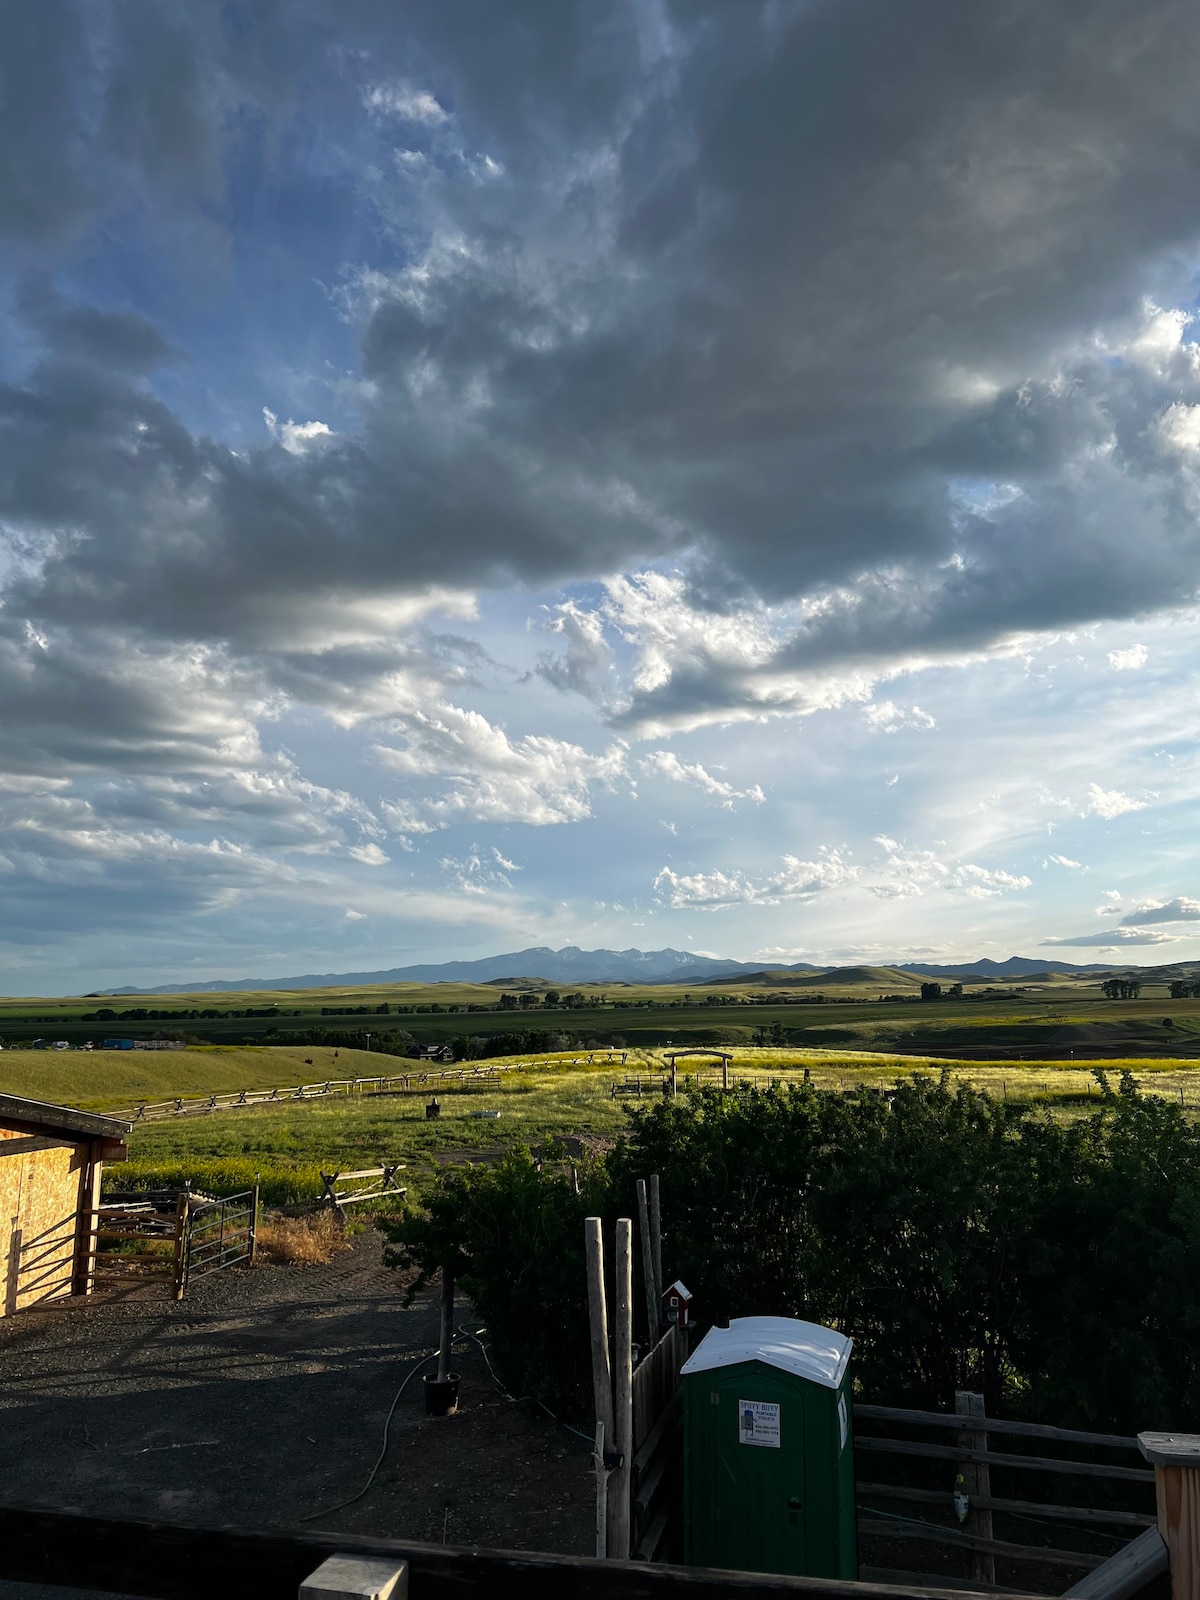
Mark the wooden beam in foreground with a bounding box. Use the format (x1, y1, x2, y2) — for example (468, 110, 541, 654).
(0, 1505, 1043, 1600)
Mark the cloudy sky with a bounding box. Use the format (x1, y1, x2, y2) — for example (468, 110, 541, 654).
(6, 0, 1200, 992)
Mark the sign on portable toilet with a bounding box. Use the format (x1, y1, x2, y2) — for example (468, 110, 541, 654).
(681, 1315, 855, 1579)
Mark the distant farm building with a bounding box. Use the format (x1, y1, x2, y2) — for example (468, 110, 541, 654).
(417, 1044, 456, 1063)
(0, 1094, 131, 1317)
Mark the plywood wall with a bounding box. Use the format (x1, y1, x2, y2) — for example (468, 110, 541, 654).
(0, 1127, 86, 1315)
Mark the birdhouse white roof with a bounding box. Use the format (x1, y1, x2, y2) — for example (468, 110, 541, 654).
(663, 1280, 692, 1299)
(680, 1315, 852, 1390)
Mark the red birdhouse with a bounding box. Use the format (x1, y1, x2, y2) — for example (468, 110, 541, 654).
(662, 1279, 694, 1328)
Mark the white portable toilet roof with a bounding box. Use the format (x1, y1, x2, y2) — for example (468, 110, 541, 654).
(680, 1315, 852, 1391)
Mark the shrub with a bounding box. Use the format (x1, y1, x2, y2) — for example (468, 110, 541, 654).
(389, 1071, 1200, 1431)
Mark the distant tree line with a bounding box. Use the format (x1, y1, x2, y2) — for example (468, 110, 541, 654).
(81, 1006, 302, 1021)
(390, 1071, 1200, 1431)
(1101, 979, 1142, 1000)
(919, 982, 963, 1000)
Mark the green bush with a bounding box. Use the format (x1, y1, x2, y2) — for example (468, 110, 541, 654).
(385, 1147, 611, 1414)
(390, 1071, 1200, 1431)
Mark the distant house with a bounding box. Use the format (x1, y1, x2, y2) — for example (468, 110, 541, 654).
(0, 1093, 131, 1317)
(417, 1043, 455, 1063)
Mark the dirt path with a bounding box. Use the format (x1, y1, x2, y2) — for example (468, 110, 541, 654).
(0, 1230, 593, 1589)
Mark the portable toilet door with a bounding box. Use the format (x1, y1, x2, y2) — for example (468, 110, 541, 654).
(681, 1315, 855, 1579)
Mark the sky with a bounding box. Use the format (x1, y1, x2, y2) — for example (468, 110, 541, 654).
(6, 1, 1200, 992)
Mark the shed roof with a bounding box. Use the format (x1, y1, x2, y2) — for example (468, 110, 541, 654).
(680, 1315, 852, 1391)
(0, 1092, 132, 1142)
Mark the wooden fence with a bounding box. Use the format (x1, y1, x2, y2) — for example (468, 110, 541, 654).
(89, 1187, 258, 1300)
(632, 1324, 685, 1562)
(114, 1063, 527, 1123)
(0, 1504, 1020, 1600)
(319, 1165, 407, 1214)
(853, 1397, 1157, 1589)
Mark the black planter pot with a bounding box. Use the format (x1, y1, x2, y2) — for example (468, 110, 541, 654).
(423, 1372, 460, 1416)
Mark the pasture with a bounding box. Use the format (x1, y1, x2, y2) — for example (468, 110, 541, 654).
(5, 1040, 1200, 1206)
(4, 967, 1200, 1060)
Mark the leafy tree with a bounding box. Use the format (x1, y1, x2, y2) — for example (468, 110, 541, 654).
(920, 981, 943, 1000)
(385, 1149, 611, 1412)
(543, 991, 561, 1008)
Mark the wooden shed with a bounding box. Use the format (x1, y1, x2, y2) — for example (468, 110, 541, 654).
(0, 1093, 131, 1317)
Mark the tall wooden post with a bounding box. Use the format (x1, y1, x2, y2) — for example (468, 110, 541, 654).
(611, 1218, 634, 1560)
(585, 1218, 614, 1558)
(437, 1271, 455, 1383)
(171, 1191, 189, 1302)
(1140, 1433, 1200, 1600)
(73, 1142, 104, 1297)
(722, 1056, 729, 1091)
(649, 1173, 663, 1315)
(956, 1390, 994, 1585)
(636, 1180, 657, 1342)
(592, 1421, 608, 1560)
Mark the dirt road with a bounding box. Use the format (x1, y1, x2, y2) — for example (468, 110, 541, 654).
(0, 1231, 593, 1596)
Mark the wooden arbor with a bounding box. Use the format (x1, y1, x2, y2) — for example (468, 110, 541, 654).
(661, 1050, 735, 1093)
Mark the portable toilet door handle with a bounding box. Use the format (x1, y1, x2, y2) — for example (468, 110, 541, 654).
(787, 1497, 803, 1511)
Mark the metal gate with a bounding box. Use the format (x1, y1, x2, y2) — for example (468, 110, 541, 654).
(90, 1186, 257, 1299)
(181, 1188, 257, 1295)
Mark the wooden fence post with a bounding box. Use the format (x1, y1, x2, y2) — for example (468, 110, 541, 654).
(956, 1390, 995, 1586)
(1140, 1433, 1200, 1600)
(248, 1183, 260, 1267)
(585, 1219, 614, 1559)
(649, 1173, 663, 1317)
(299, 1554, 408, 1600)
(171, 1191, 189, 1302)
(593, 1421, 608, 1561)
(636, 1180, 657, 1342)
(74, 1142, 104, 1297)
(611, 1218, 634, 1561)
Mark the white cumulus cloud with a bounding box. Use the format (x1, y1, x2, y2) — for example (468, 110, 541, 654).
(640, 751, 765, 808)
(1087, 784, 1149, 819)
(1107, 644, 1148, 670)
(654, 848, 857, 909)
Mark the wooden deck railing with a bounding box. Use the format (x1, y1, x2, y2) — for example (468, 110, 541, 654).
(854, 1399, 1157, 1588)
(0, 1504, 1033, 1600)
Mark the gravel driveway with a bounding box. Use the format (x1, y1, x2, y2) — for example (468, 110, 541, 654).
(0, 1230, 593, 1597)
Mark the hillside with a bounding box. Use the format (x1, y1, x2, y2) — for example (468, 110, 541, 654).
(85, 945, 1188, 998)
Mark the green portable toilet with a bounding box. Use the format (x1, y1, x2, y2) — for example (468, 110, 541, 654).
(682, 1315, 856, 1578)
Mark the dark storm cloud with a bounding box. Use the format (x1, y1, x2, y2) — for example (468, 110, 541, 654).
(8, 1, 1200, 721)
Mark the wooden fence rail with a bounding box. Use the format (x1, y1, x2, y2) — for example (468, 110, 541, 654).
(631, 1324, 685, 1561)
(0, 1504, 1025, 1600)
(319, 1165, 407, 1214)
(113, 1062, 530, 1123)
(854, 1399, 1157, 1586)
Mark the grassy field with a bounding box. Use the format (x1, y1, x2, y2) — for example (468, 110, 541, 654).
(4, 967, 1200, 1059)
(2, 1041, 1191, 1206)
(0, 1044, 386, 1110)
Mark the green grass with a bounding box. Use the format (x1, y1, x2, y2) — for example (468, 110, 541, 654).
(112, 1058, 631, 1203)
(0, 1044, 390, 1111)
(87, 1045, 1200, 1205)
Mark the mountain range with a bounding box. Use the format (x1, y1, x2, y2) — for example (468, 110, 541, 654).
(96, 945, 1156, 995)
